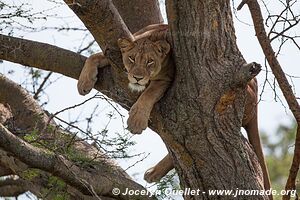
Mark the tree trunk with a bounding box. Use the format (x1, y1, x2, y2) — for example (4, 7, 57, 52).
(152, 0, 267, 199)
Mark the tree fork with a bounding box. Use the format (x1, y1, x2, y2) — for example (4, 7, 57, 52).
(162, 0, 268, 199)
(0, 75, 155, 200)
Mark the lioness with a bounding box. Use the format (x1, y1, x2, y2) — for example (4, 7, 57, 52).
(78, 24, 173, 134)
(77, 24, 271, 194)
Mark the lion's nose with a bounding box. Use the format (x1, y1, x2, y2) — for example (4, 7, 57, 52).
(133, 75, 144, 81)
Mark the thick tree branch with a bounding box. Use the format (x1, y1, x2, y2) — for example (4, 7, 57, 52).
(0, 75, 155, 200)
(238, 1, 300, 199)
(64, 0, 132, 70)
(0, 73, 51, 132)
(61, 0, 165, 107)
(0, 149, 112, 200)
(0, 178, 27, 197)
(64, 0, 163, 65)
(0, 0, 165, 115)
(0, 178, 29, 196)
(0, 34, 85, 80)
(0, 150, 28, 175)
(0, 123, 155, 200)
(0, 165, 13, 176)
(112, 0, 163, 33)
(0, 35, 135, 107)
(0, 186, 26, 197)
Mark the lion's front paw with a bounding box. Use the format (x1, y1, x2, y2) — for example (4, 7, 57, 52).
(77, 66, 98, 96)
(127, 104, 149, 134)
(144, 167, 163, 183)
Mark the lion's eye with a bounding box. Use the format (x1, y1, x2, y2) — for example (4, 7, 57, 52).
(128, 56, 135, 63)
(147, 59, 154, 66)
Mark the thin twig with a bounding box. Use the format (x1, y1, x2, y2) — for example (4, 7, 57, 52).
(33, 72, 53, 100)
(238, 1, 300, 199)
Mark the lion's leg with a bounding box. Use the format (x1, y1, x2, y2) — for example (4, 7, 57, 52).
(144, 154, 174, 183)
(245, 113, 272, 198)
(77, 52, 109, 95)
(127, 80, 170, 134)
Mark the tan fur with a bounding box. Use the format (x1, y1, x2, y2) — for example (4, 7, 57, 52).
(77, 52, 109, 95)
(77, 24, 271, 195)
(117, 24, 173, 134)
(244, 79, 272, 196)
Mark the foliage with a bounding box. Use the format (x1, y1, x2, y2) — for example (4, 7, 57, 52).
(155, 171, 180, 200)
(21, 168, 41, 181)
(262, 122, 299, 200)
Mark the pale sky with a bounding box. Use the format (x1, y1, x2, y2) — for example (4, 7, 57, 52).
(0, 0, 299, 199)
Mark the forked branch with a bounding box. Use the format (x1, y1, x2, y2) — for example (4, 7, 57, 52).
(0, 34, 86, 80)
(0, 75, 155, 200)
(63, 0, 132, 69)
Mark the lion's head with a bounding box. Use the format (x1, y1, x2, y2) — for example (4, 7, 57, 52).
(118, 37, 170, 92)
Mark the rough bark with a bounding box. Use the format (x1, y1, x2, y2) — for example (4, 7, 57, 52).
(0, 165, 12, 176)
(0, 0, 272, 199)
(0, 34, 86, 80)
(0, 179, 27, 197)
(0, 0, 164, 109)
(64, 0, 132, 70)
(0, 75, 155, 200)
(0, 148, 114, 200)
(113, 0, 163, 33)
(160, 0, 267, 199)
(63, 0, 164, 105)
(0, 123, 153, 200)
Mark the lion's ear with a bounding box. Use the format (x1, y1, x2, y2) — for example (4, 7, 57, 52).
(118, 38, 134, 52)
(154, 40, 170, 56)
